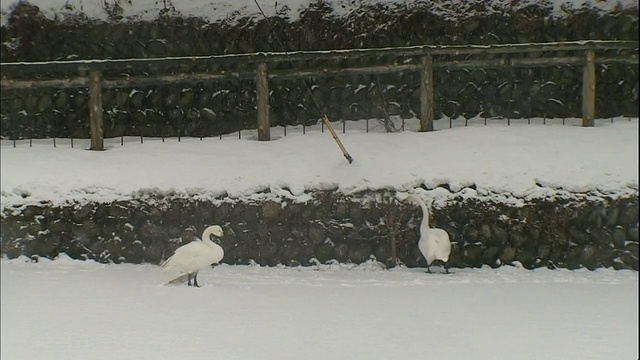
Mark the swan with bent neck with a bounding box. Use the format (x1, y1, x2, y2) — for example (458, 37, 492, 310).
(161, 225, 224, 287)
(406, 195, 452, 274)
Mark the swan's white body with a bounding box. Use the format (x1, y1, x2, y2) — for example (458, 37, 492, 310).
(406, 195, 452, 273)
(161, 225, 224, 286)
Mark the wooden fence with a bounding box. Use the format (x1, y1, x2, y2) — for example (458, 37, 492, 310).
(1, 40, 638, 150)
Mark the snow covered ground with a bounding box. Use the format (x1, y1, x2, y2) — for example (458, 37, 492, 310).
(1, 255, 638, 360)
(1, 117, 638, 360)
(1, 117, 638, 210)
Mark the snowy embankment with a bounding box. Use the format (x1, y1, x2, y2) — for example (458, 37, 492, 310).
(1, 118, 638, 213)
(1, 254, 638, 360)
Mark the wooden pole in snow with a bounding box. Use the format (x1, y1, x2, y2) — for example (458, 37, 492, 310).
(256, 62, 270, 141)
(420, 54, 434, 132)
(89, 70, 104, 150)
(582, 50, 596, 127)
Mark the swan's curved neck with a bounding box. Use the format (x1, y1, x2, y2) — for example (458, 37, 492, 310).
(417, 199, 430, 229)
(201, 227, 215, 243)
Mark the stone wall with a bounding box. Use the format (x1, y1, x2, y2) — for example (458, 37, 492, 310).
(1, 189, 638, 270)
(1, 1, 638, 140)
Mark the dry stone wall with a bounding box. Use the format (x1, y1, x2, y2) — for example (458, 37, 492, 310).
(1, 189, 638, 270)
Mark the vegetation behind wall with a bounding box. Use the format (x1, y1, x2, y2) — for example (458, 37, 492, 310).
(1, 0, 638, 139)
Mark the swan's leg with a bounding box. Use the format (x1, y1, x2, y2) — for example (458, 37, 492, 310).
(444, 262, 450, 274)
(426, 264, 433, 273)
(187, 273, 193, 286)
(193, 271, 200, 287)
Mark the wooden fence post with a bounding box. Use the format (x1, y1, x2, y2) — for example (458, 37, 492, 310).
(88, 70, 104, 150)
(420, 54, 434, 132)
(256, 62, 270, 141)
(582, 50, 596, 127)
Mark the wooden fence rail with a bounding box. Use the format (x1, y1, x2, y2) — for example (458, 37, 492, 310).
(1, 40, 638, 150)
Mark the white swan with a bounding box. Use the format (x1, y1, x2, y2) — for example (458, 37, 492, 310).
(161, 225, 225, 287)
(405, 194, 452, 274)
